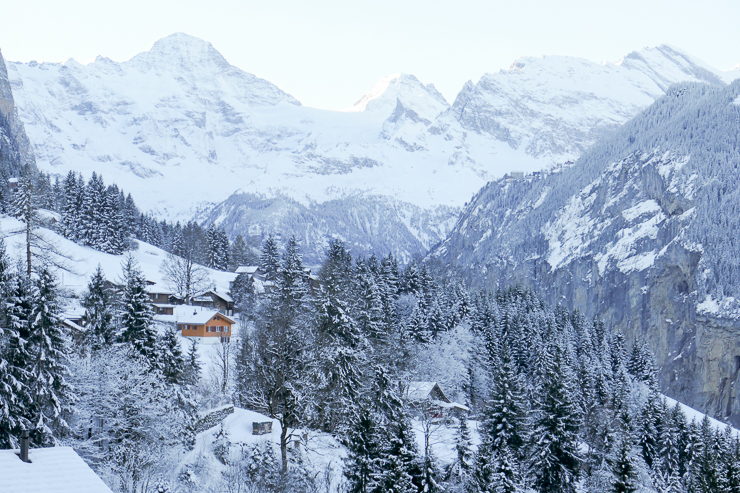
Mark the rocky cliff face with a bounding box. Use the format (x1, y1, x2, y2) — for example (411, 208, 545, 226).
(0, 49, 35, 176)
(430, 81, 740, 424)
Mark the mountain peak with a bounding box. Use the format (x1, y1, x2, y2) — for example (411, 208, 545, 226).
(129, 32, 229, 71)
(348, 73, 448, 122)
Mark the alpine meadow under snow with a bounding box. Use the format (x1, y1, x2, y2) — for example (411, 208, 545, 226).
(4, 30, 740, 493)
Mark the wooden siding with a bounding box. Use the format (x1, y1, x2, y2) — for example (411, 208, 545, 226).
(179, 314, 234, 338)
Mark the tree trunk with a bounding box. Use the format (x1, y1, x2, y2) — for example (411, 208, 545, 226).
(25, 205, 32, 277)
(280, 418, 289, 475)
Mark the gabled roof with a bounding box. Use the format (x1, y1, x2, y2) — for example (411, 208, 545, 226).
(236, 265, 258, 274)
(198, 289, 234, 303)
(0, 446, 113, 493)
(405, 381, 449, 402)
(173, 306, 235, 325)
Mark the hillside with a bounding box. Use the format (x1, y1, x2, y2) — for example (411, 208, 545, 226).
(429, 80, 740, 424)
(0, 215, 236, 294)
(7, 35, 739, 262)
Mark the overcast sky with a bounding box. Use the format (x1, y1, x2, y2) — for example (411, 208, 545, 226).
(2, 0, 738, 110)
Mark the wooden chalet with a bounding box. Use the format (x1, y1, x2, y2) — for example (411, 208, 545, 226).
(192, 289, 234, 315)
(404, 381, 470, 420)
(175, 306, 235, 343)
(145, 283, 175, 315)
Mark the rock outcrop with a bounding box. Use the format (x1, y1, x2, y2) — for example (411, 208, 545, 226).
(0, 48, 35, 176)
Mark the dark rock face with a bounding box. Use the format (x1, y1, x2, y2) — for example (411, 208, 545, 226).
(0, 49, 35, 176)
(430, 147, 740, 425)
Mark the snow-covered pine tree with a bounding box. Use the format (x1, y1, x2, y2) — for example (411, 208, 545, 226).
(379, 413, 420, 493)
(118, 255, 157, 363)
(228, 233, 252, 271)
(612, 436, 638, 493)
(157, 326, 186, 385)
(236, 236, 311, 473)
(527, 343, 582, 493)
(231, 271, 255, 315)
(690, 415, 721, 493)
(184, 338, 201, 386)
(353, 258, 386, 345)
(637, 389, 662, 469)
(81, 172, 107, 250)
(60, 171, 81, 241)
(81, 264, 115, 350)
(446, 417, 473, 488)
(313, 279, 369, 433)
(344, 407, 386, 493)
(259, 234, 280, 281)
(27, 265, 75, 446)
(0, 238, 29, 448)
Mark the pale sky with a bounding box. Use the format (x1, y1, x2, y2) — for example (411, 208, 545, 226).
(1, 0, 738, 110)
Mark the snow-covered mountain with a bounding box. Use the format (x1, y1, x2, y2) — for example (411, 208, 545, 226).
(6, 34, 739, 261)
(429, 80, 740, 424)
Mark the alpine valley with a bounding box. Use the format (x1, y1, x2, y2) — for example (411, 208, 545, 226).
(6, 33, 739, 262)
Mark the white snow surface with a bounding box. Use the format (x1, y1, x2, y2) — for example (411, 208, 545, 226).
(0, 215, 237, 295)
(0, 446, 113, 493)
(7, 35, 735, 222)
(545, 151, 692, 274)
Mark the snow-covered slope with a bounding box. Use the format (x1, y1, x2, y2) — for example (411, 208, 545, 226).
(429, 80, 740, 424)
(446, 45, 738, 161)
(0, 215, 236, 294)
(7, 34, 738, 261)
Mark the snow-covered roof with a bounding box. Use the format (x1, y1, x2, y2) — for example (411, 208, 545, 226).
(7, 177, 18, 184)
(171, 306, 235, 325)
(405, 382, 442, 401)
(201, 289, 233, 303)
(0, 446, 113, 493)
(432, 400, 471, 412)
(145, 283, 172, 295)
(62, 319, 85, 332)
(235, 265, 258, 274)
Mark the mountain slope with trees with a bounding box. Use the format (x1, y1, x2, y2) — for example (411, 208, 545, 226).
(430, 79, 740, 425)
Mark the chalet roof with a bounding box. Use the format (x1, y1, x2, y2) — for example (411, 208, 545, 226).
(173, 306, 235, 325)
(62, 319, 85, 332)
(144, 283, 172, 295)
(405, 381, 450, 402)
(236, 265, 258, 274)
(199, 289, 234, 303)
(0, 446, 113, 493)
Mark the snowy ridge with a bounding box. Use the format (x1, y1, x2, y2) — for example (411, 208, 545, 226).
(7, 35, 738, 261)
(347, 73, 449, 122)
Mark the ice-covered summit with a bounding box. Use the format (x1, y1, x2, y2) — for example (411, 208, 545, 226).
(348, 73, 449, 122)
(128, 32, 230, 71)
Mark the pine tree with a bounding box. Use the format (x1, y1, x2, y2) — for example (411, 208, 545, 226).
(259, 234, 280, 281)
(527, 344, 582, 493)
(27, 265, 75, 446)
(229, 233, 252, 271)
(81, 264, 114, 350)
(185, 338, 201, 386)
(118, 255, 157, 363)
(157, 326, 186, 385)
(0, 240, 28, 448)
(612, 436, 638, 493)
(447, 417, 473, 487)
(61, 171, 81, 241)
(380, 414, 420, 493)
(344, 409, 385, 493)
